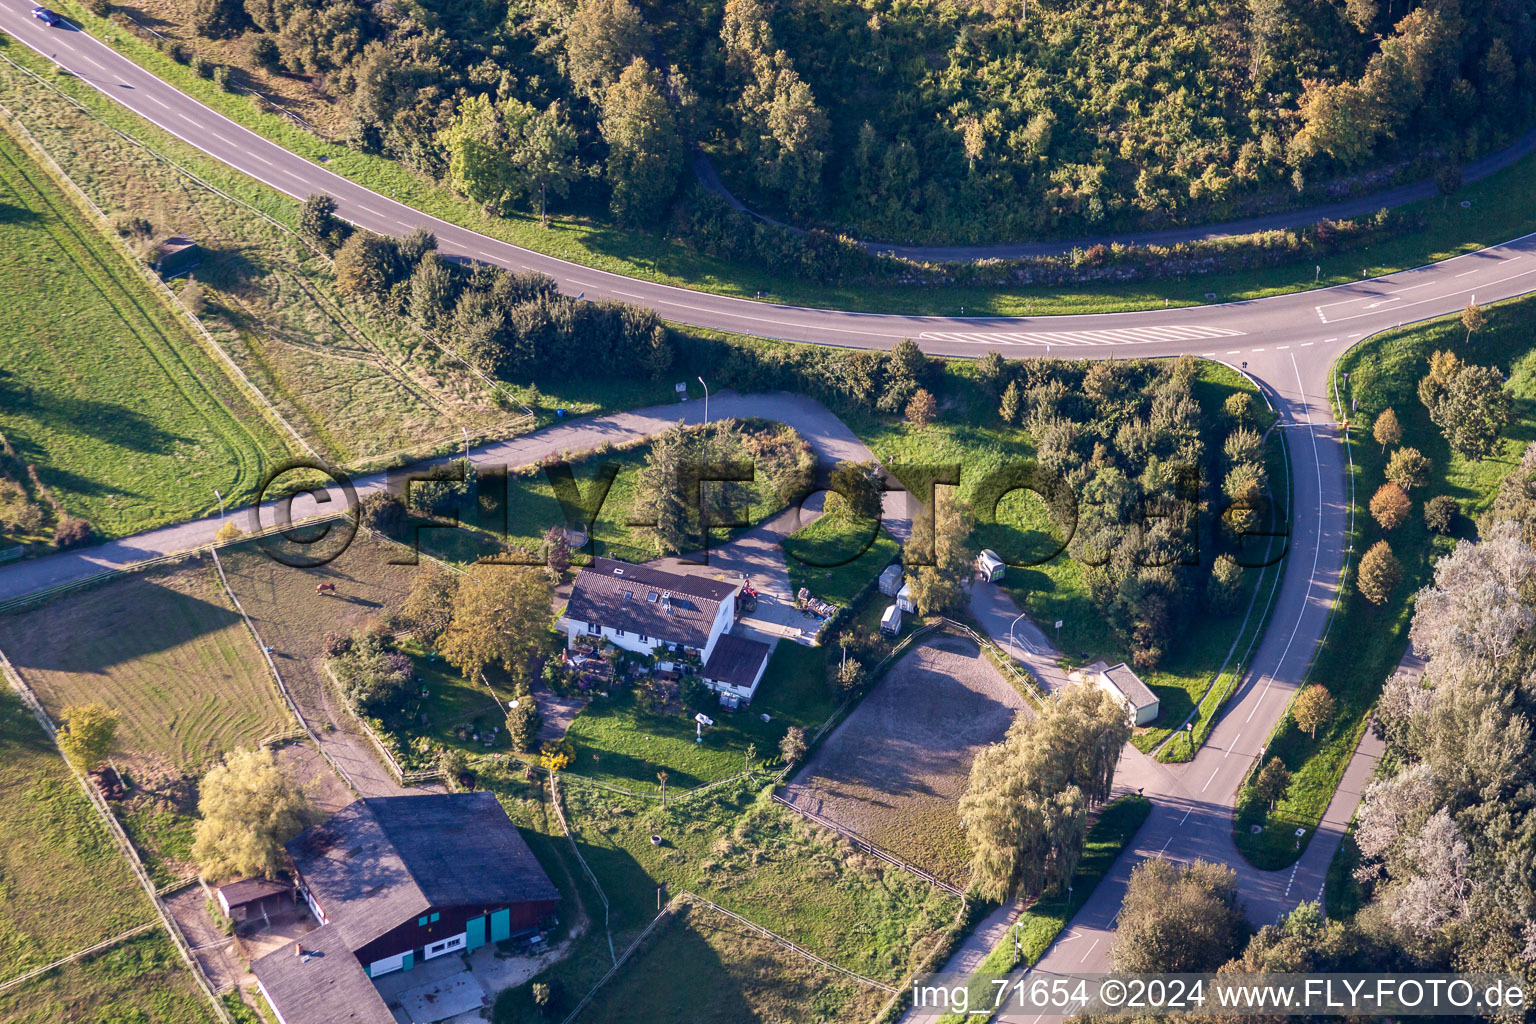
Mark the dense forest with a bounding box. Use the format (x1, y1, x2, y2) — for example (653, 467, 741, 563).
(176, 0, 1536, 245)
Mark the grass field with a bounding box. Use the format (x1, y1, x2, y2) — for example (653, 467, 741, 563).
(0, 119, 284, 537)
(781, 634, 1027, 886)
(47, 7, 1536, 320)
(0, 689, 154, 974)
(1235, 292, 1536, 867)
(0, 556, 292, 771)
(572, 901, 890, 1024)
(560, 778, 961, 985)
(0, 52, 522, 475)
(561, 655, 839, 794)
(0, 930, 221, 1024)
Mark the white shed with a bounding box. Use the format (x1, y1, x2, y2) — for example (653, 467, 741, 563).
(896, 582, 916, 613)
(880, 604, 902, 636)
(1069, 660, 1160, 726)
(878, 564, 904, 597)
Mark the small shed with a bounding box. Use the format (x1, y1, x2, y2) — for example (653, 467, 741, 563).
(154, 236, 202, 278)
(878, 564, 903, 597)
(879, 604, 902, 636)
(1070, 660, 1160, 726)
(896, 582, 916, 614)
(976, 549, 1006, 582)
(217, 875, 293, 926)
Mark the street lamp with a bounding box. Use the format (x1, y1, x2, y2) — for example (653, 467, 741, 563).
(697, 376, 709, 426)
(213, 489, 224, 519)
(1007, 609, 1027, 650)
(461, 426, 470, 463)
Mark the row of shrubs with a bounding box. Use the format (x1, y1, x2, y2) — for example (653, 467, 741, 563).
(668, 184, 1429, 288)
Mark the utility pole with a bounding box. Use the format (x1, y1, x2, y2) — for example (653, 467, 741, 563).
(657, 769, 668, 810)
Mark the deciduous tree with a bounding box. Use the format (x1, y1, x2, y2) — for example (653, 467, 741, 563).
(601, 58, 683, 225)
(905, 388, 937, 428)
(1114, 858, 1245, 973)
(564, 0, 649, 101)
(400, 566, 459, 644)
(1357, 540, 1402, 605)
(57, 703, 119, 771)
(1291, 684, 1337, 739)
(1254, 758, 1293, 812)
(192, 748, 315, 881)
(1373, 408, 1401, 453)
(1369, 482, 1412, 530)
(438, 565, 553, 685)
(1385, 447, 1430, 492)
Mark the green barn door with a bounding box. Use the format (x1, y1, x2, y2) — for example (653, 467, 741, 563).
(490, 909, 511, 943)
(401, 951, 414, 972)
(466, 916, 486, 951)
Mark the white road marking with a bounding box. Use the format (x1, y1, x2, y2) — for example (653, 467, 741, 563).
(1364, 297, 1401, 309)
(918, 325, 1244, 347)
(1201, 766, 1221, 793)
(147, 93, 170, 109)
(1080, 938, 1100, 962)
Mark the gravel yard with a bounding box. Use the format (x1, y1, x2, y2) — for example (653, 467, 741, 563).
(781, 634, 1028, 887)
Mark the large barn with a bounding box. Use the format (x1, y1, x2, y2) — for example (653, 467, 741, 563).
(251, 793, 559, 1024)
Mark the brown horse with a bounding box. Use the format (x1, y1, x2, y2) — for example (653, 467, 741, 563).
(315, 582, 337, 596)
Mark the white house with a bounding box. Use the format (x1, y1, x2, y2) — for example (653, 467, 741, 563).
(560, 558, 741, 664)
(1070, 660, 1160, 726)
(560, 559, 772, 703)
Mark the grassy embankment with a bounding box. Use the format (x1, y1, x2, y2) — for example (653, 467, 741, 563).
(1236, 292, 1536, 868)
(0, 115, 283, 538)
(41, 9, 1536, 319)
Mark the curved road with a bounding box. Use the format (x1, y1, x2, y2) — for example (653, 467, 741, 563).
(3, 6, 1532, 1009)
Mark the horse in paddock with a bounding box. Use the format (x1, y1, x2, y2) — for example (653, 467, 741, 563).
(315, 582, 337, 597)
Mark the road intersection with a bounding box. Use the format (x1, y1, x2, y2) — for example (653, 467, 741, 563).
(1, 4, 1529, 1009)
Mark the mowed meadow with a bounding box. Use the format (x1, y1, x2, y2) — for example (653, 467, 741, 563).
(0, 126, 283, 537)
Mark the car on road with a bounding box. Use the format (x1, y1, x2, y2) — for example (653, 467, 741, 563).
(31, 7, 61, 24)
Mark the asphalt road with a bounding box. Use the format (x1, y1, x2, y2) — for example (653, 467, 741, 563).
(4, 7, 1534, 1012)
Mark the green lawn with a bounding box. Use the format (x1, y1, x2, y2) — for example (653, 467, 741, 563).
(932, 795, 1152, 1024)
(0, 122, 284, 537)
(562, 653, 840, 793)
(563, 902, 889, 1024)
(0, 930, 220, 1024)
(557, 779, 960, 984)
(784, 513, 902, 610)
(0, 690, 156, 974)
(42, 11, 1536, 320)
(1235, 292, 1536, 867)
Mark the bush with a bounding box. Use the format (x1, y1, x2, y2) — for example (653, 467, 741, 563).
(52, 517, 94, 549)
(320, 631, 351, 658)
(191, 55, 214, 79)
(354, 491, 407, 539)
(84, 0, 112, 14)
(329, 633, 411, 714)
(507, 698, 540, 752)
(1424, 494, 1458, 534)
(1357, 540, 1402, 606)
(212, 65, 232, 91)
(1368, 482, 1411, 530)
(248, 34, 280, 71)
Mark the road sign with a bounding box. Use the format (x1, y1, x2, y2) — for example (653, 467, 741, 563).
(1054, 620, 1063, 630)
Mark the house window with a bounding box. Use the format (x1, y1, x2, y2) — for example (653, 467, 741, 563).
(639, 634, 648, 643)
(430, 912, 440, 923)
(418, 916, 428, 927)
(424, 934, 466, 960)
(587, 621, 599, 634)
(615, 629, 625, 637)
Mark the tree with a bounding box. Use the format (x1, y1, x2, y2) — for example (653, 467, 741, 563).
(332, 231, 401, 301)
(1206, 556, 1244, 615)
(1369, 482, 1412, 530)
(400, 566, 459, 644)
(1291, 684, 1337, 739)
(1461, 300, 1488, 344)
(905, 388, 937, 428)
(438, 564, 553, 685)
(1438, 363, 1512, 460)
(1254, 758, 1293, 812)
(1385, 447, 1430, 491)
(600, 58, 683, 225)
(544, 525, 572, 576)
(902, 496, 978, 615)
(1113, 859, 1245, 973)
(1357, 540, 1402, 605)
(1373, 408, 1402, 453)
(564, 0, 649, 101)
(507, 697, 541, 752)
(835, 655, 865, 695)
(828, 461, 882, 521)
(408, 257, 458, 334)
(354, 491, 407, 540)
(52, 517, 93, 549)
(57, 703, 119, 771)
(192, 748, 315, 881)
(189, 0, 249, 39)
(779, 726, 807, 766)
(299, 193, 348, 253)
(976, 352, 1009, 398)
(1224, 392, 1253, 426)
(439, 96, 581, 224)
(999, 380, 1022, 425)
(959, 682, 1130, 901)
(1423, 494, 1458, 534)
